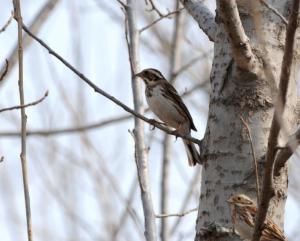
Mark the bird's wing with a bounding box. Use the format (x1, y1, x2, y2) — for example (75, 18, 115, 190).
(261, 218, 287, 241)
(161, 81, 197, 131)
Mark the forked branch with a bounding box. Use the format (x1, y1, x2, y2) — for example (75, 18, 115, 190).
(219, 0, 260, 74)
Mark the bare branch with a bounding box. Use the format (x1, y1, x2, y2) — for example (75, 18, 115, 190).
(146, 0, 164, 17)
(260, 0, 288, 25)
(139, 8, 184, 33)
(160, 3, 185, 239)
(181, 0, 216, 42)
(218, 0, 260, 73)
(240, 116, 260, 204)
(273, 127, 300, 176)
(172, 51, 212, 82)
(0, 0, 60, 82)
(0, 59, 8, 82)
(170, 168, 201, 234)
(0, 11, 13, 33)
(0, 114, 129, 137)
(0, 90, 48, 113)
(156, 208, 197, 218)
(20, 23, 201, 145)
(116, 0, 127, 9)
(111, 179, 141, 241)
(252, 1, 300, 240)
(126, 0, 157, 240)
(13, 0, 33, 240)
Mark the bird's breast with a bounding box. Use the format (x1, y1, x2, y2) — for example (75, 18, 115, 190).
(146, 86, 187, 131)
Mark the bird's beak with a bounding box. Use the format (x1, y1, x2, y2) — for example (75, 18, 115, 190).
(134, 72, 142, 78)
(227, 197, 234, 203)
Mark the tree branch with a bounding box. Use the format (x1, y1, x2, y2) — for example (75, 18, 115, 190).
(0, 90, 48, 113)
(0, 84, 202, 137)
(273, 127, 300, 176)
(0, 114, 129, 137)
(155, 207, 197, 218)
(126, 0, 157, 240)
(139, 7, 184, 33)
(146, 0, 164, 17)
(1, 0, 60, 83)
(240, 116, 260, 204)
(180, 0, 216, 42)
(252, 1, 300, 240)
(218, 0, 260, 73)
(170, 168, 201, 235)
(160, 2, 184, 240)
(13, 0, 33, 240)
(0, 11, 13, 33)
(19, 23, 201, 145)
(260, 0, 288, 25)
(0, 59, 8, 82)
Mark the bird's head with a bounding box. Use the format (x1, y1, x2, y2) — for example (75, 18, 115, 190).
(227, 194, 255, 207)
(135, 68, 165, 86)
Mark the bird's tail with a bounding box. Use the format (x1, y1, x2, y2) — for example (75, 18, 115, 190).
(183, 140, 200, 166)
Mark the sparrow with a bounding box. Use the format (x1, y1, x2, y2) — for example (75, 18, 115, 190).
(227, 194, 287, 241)
(135, 68, 200, 166)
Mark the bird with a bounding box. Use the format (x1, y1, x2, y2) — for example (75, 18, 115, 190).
(227, 194, 287, 241)
(135, 68, 200, 166)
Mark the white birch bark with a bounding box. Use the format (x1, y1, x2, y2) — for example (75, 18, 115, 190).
(192, 1, 300, 240)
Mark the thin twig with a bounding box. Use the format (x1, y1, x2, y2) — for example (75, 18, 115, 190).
(0, 11, 13, 33)
(172, 52, 211, 81)
(139, 8, 184, 33)
(0, 90, 48, 113)
(111, 179, 140, 241)
(0, 114, 129, 137)
(115, 0, 127, 9)
(252, 1, 300, 240)
(0, 83, 202, 138)
(13, 1, 33, 240)
(260, 0, 288, 25)
(20, 23, 201, 146)
(0, 59, 9, 82)
(170, 168, 201, 235)
(146, 0, 164, 17)
(240, 116, 260, 204)
(0, 0, 60, 82)
(155, 208, 197, 218)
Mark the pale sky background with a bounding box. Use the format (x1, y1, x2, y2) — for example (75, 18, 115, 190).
(0, 0, 299, 240)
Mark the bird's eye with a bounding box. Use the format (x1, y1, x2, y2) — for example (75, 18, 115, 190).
(237, 197, 241, 201)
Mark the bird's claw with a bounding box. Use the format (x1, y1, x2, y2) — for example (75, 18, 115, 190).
(171, 130, 180, 141)
(148, 119, 158, 130)
(148, 119, 166, 130)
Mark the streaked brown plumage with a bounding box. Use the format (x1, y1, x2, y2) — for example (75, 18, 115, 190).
(135, 68, 200, 166)
(227, 194, 287, 241)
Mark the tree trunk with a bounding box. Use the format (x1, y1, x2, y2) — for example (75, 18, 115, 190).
(195, 1, 300, 240)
